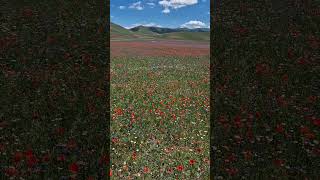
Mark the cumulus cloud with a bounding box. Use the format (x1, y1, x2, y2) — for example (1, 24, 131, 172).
(147, 2, 156, 8)
(119, 6, 126, 10)
(129, 1, 144, 10)
(125, 22, 162, 29)
(159, 0, 198, 13)
(143, 22, 162, 27)
(180, 20, 207, 29)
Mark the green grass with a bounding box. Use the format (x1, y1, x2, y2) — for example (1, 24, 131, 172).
(160, 32, 210, 41)
(110, 56, 210, 179)
(110, 22, 210, 42)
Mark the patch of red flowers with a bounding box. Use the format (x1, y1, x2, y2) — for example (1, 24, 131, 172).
(4, 167, 18, 177)
(273, 159, 285, 167)
(176, 165, 184, 171)
(132, 151, 137, 161)
(111, 137, 119, 143)
(313, 119, 320, 127)
(275, 124, 285, 134)
(143, 166, 150, 173)
(98, 155, 109, 166)
(256, 63, 271, 75)
(167, 168, 173, 174)
(114, 108, 124, 116)
(69, 162, 79, 174)
(189, 159, 196, 165)
(225, 167, 239, 176)
(13, 152, 24, 163)
(300, 126, 316, 139)
(57, 154, 66, 162)
(25, 150, 38, 168)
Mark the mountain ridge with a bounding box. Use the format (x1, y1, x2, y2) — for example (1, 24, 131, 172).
(110, 22, 209, 41)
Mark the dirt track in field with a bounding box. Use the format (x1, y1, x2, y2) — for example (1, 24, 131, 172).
(111, 40, 209, 57)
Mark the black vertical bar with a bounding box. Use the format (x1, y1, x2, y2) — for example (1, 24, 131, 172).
(0, 0, 110, 179)
(211, 0, 319, 179)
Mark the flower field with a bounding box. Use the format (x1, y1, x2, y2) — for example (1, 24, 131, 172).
(211, 0, 320, 178)
(110, 41, 210, 179)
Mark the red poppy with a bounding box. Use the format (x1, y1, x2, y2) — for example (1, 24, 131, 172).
(57, 155, 66, 161)
(255, 112, 262, 119)
(176, 165, 184, 171)
(114, 108, 124, 116)
(290, 29, 301, 38)
(288, 48, 294, 59)
(305, 132, 316, 139)
(307, 95, 317, 103)
(0, 144, 5, 152)
(22, 8, 33, 17)
(225, 154, 237, 163)
(69, 162, 79, 174)
(109, 169, 112, 176)
(275, 124, 285, 133)
(87, 176, 95, 180)
(273, 159, 285, 167)
(195, 147, 202, 153)
(243, 150, 253, 161)
(226, 167, 238, 176)
(167, 168, 173, 174)
(111, 137, 119, 143)
(300, 126, 310, 134)
(143, 166, 150, 173)
(4, 167, 18, 176)
(276, 96, 288, 107)
(55, 127, 65, 136)
(297, 57, 309, 65)
(189, 159, 196, 165)
(26, 155, 38, 168)
(132, 151, 137, 160)
(312, 148, 320, 156)
(256, 63, 270, 75)
(171, 114, 177, 121)
(96, 88, 105, 97)
(282, 74, 289, 82)
(98, 155, 109, 166)
(63, 53, 71, 60)
(67, 139, 77, 150)
(82, 53, 92, 64)
(313, 119, 320, 127)
(233, 115, 243, 128)
(13, 152, 24, 163)
(307, 35, 319, 49)
(42, 153, 50, 162)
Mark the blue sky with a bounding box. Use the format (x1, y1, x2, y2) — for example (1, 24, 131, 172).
(111, 0, 210, 29)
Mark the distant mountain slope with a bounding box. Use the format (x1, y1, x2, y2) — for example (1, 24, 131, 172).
(110, 22, 135, 39)
(160, 32, 210, 41)
(130, 26, 210, 34)
(110, 22, 209, 41)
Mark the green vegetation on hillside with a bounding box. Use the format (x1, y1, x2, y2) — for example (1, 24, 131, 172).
(111, 22, 210, 41)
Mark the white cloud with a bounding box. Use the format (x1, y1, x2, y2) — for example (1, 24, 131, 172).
(125, 22, 162, 29)
(129, 1, 144, 10)
(159, 0, 198, 13)
(147, 2, 156, 8)
(180, 20, 207, 29)
(119, 6, 126, 10)
(144, 22, 162, 27)
(162, 8, 170, 13)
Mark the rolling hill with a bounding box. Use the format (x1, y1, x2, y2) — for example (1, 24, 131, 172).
(111, 22, 210, 41)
